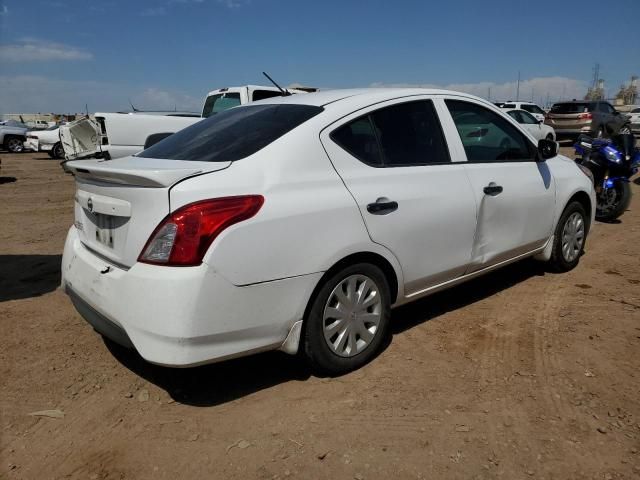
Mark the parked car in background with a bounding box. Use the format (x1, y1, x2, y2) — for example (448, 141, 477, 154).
(545, 101, 629, 138)
(504, 109, 556, 141)
(61, 88, 595, 375)
(60, 85, 308, 161)
(627, 107, 640, 135)
(499, 101, 546, 121)
(26, 119, 55, 130)
(0, 120, 29, 152)
(24, 125, 65, 158)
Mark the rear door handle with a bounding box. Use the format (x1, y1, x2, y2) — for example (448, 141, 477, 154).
(483, 182, 503, 196)
(367, 197, 398, 215)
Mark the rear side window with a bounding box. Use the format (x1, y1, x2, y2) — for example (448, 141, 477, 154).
(201, 93, 241, 118)
(503, 103, 516, 108)
(252, 90, 284, 102)
(446, 100, 535, 162)
(330, 117, 382, 166)
(550, 102, 594, 114)
(139, 104, 323, 162)
(331, 100, 450, 167)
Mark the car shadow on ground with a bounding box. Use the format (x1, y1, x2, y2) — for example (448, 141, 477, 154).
(0, 176, 17, 184)
(106, 258, 549, 407)
(390, 258, 547, 335)
(105, 341, 312, 407)
(0, 255, 62, 302)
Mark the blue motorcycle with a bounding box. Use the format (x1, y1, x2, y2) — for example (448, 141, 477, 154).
(574, 132, 640, 221)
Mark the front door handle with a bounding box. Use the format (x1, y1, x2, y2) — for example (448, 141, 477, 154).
(367, 197, 398, 215)
(483, 182, 503, 196)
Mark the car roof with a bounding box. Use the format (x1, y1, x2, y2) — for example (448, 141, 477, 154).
(257, 88, 489, 108)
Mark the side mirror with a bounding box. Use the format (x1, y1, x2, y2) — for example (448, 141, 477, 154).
(538, 138, 558, 160)
(537, 119, 544, 124)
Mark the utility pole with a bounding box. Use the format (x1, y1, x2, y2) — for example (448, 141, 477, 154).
(516, 71, 521, 101)
(488, 86, 491, 101)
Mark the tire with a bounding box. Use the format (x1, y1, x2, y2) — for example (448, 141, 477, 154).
(595, 125, 604, 139)
(548, 201, 588, 272)
(47, 150, 55, 158)
(546, 133, 554, 141)
(52, 142, 64, 159)
(596, 181, 632, 222)
(4, 136, 24, 153)
(302, 263, 391, 376)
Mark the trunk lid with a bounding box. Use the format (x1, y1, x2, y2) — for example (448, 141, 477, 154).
(60, 116, 101, 160)
(67, 156, 231, 267)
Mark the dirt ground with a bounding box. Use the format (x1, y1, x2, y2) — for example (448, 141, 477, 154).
(1, 146, 639, 480)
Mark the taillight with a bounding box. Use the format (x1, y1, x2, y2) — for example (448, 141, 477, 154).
(578, 113, 593, 120)
(139, 195, 264, 266)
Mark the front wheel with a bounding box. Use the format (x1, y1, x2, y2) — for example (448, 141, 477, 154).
(302, 263, 391, 376)
(4, 136, 24, 153)
(596, 181, 632, 221)
(548, 201, 588, 272)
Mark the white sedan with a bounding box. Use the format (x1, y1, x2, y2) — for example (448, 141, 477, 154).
(61, 89, 595, 375)
(504, 108, 556, 141)
(24, 125, 65, 158)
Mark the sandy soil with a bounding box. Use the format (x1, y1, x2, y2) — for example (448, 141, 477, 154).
(1, 148, 639, 480)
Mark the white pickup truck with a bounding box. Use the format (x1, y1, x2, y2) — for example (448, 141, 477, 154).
(60, 85, 304, 161)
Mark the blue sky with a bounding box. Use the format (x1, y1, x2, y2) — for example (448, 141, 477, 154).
(1, 0, 639, 113)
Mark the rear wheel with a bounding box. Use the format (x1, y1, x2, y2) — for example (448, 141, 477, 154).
(52, 142, 64, 159)
(548, 201, 588, 272)
(302, 263, 391, 375)
(546, 133, 554, 141)
(4, 136, 24, 153)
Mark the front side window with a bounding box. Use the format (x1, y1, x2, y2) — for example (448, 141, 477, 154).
(446, 100, 535, 162)
(201, 92, 241, 118)
(331, 100, 450, 167)
(140, 104, 323, 162)
(518, 110, 538, 124)
(503, 103, 516, 109)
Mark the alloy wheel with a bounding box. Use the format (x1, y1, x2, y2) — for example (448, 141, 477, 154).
(7, 138, 23, 153)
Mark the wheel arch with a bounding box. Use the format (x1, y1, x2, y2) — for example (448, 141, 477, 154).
(564, 190, 593, 234)
(302, 251, 401, 326)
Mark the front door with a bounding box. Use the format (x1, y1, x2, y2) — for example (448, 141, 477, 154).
(321, 98, 477, 295)
(442, 98, 556, 271)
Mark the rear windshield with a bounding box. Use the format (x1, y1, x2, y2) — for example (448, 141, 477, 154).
(139, 104, 323, 162)
(550, 103, 594, 114)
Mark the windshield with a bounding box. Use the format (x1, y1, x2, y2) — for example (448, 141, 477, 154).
(201, 92, 241, 118)
(139, 104, 323, 162)
(521, 104, 544, 115)
(550, 103, 594, 114)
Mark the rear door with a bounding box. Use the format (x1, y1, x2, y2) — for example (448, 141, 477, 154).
(442, 98, 556, 270)
(320, 97, 477, 295)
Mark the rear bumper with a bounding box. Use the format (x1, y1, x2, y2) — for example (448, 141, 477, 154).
(61, 227, 321, 367)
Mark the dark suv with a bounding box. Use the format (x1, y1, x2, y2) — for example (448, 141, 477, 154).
(545, 101, 629, 138)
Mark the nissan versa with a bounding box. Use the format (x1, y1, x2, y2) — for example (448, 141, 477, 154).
(61, 89, 596, 375)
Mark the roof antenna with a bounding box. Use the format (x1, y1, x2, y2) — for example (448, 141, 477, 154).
(128, 98, 140, 112)
(262, 72, 290, 96)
